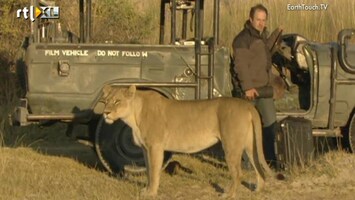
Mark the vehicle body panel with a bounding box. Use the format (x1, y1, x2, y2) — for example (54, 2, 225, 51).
(24, 43, 230, 115)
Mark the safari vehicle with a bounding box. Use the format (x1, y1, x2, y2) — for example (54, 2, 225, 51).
(12, 0, 230, 173)
(10, 0, 355, 173)
(273, 30, 355, 151)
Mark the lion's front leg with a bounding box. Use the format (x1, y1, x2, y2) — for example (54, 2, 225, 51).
(141, 144, 165, 198)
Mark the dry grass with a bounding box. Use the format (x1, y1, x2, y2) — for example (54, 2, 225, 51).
(0, 147, 139, 200)
(0, 1, 355, 199)
(224, 0, 355, 44)
(1, 142, 355, 200)
(50, 0, 355, 45)
(145, 0, 355, 46)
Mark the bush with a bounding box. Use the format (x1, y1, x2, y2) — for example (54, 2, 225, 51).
(0, 0, 28, 72)
(92, 0, 155, 43)
(0, 0, 28, 146)
(57, 0, 156, 44)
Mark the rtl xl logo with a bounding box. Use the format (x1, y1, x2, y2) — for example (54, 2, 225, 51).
(17, 6, 60, 22)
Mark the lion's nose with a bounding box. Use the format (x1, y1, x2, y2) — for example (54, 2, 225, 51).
(103, 112, 109, 119)
(102, 109, 111, 117)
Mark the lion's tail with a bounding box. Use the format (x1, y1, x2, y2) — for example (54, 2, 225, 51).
(251, 107, 274, 179)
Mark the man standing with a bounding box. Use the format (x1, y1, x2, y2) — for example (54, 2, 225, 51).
(231, 4, 280, 167)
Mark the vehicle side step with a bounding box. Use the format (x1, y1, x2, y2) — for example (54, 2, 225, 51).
(312, 128, 341, 137)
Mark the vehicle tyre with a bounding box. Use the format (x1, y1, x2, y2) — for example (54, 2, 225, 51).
(95, 117, 172, 174)
(343, 113, 355, 153)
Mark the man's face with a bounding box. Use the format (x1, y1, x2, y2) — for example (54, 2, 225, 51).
(250, 9, 267, 32)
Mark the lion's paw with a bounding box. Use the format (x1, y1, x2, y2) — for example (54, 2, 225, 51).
(219, 192, 237, 199)
(140, 187, 157, 199)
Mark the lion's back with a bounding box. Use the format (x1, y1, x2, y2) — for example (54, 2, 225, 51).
(137, 92, 255, 126)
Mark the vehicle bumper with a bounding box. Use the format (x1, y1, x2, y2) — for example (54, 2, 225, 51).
(9, 98, 94, 126)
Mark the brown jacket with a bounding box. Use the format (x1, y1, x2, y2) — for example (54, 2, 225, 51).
(232, 21, 279, 91)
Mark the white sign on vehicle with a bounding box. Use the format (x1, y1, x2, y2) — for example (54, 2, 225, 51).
(44, 50, 88, 56)
(44, 49, 148, 58)
(96, 50, 148, 57)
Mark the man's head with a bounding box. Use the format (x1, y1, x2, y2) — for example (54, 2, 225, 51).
(249, 4, 268, 33)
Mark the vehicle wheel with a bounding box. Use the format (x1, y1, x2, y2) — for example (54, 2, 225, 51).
(95, 117, 172, 174)
(343, 114, 355, 153)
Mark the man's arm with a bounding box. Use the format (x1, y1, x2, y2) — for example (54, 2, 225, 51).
(233, 49, 253, 90)
(232, 34, 253, 91)
(233, 32, 263, 100)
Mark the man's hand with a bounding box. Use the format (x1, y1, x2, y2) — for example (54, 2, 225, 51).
(278, 25, 284, 32)
(245, 88, 259, 100)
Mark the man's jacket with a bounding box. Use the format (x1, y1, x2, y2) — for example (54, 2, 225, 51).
(232, 20, 280, 91)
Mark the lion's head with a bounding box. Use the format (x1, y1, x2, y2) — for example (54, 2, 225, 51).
(101, 85, 136, 124)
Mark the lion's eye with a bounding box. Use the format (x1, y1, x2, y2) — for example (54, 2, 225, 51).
(113, 100, 121, 105)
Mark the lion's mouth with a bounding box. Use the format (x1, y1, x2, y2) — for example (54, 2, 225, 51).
(103, 113, 114, 124)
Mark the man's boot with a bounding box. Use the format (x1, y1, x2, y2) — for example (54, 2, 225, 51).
(262, 122, 277, 168)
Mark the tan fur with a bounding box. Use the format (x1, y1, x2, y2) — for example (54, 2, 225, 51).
(270, 74, 287, 99)
(271, 66, 287, 100)
(101, 85, 273, 198)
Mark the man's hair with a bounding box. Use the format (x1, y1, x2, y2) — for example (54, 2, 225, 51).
(249, 4, 268, 19)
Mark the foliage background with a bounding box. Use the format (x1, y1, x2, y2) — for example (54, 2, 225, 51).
(1, 0, 355, 141)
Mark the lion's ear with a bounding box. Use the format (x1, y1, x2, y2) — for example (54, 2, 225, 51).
(126, 85, 136, 99)
(102, 85, 112, 98)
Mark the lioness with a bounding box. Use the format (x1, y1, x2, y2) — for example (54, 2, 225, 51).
(101, 85, 273, 198)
